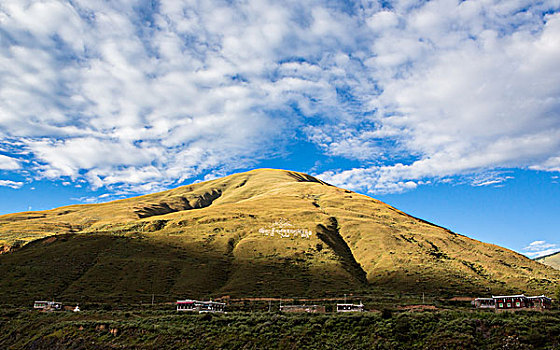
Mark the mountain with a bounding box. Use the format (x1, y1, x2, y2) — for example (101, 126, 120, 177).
(536, 252, 560, 270)
(0, 169, 558, 304)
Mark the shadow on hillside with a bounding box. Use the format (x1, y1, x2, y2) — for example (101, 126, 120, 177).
(0, 233, 513, 306)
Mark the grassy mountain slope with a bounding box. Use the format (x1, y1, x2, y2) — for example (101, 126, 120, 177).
(1, 169, 558, 304)
(536, 252, 560, 270)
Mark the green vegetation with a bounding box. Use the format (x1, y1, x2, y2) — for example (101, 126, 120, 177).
(1, 309, 559, 349)
(1, 169, 559, 304)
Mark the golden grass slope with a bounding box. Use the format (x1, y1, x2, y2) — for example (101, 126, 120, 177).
(0, 168, 558, 301)
(536, 252, 560, 270)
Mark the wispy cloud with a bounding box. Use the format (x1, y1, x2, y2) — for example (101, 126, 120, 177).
(523, 240, 559, 258)
(0, 180, 23, 189)
(0, 1, 559, 195)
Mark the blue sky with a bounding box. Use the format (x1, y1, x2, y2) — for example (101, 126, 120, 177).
(0, 0, 559, 258)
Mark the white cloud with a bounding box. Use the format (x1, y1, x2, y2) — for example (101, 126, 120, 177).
(0, 179, 23, 189)
(317, 1, 560, 193)
(523, 240, 559, 258)
(0, 0, 297, 193)
(366, 10, 399, 31)
(0, 154, 20, 170)
(0, 0, 559, 195)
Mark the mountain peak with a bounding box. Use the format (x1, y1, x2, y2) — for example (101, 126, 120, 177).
(218, 168, 330, 185)
(0, 168, 559, 303)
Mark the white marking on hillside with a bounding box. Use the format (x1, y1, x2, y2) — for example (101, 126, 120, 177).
(258, 219, 313, 239)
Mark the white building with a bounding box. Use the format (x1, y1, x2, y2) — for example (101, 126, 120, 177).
(176, 299, 226, 313)
(34, 301, 62, 311)
(336, 302, 364, 312)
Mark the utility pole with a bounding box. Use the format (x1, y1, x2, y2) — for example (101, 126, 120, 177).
(344, 294, 347, 303)
(422, 292, 425, 304)
(150, 279, 154, 306)
(268, 300, 271, 312)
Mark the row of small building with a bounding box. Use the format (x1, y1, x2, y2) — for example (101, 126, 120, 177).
(176, 299, 364, 313)
(33, 299, 364, 313)
(33, 294, 552, 313)
(473, 294, 552, 310)
(178, 293, 554, 313)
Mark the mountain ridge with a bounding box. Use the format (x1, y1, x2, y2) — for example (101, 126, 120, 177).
(0, 168, 558, 304)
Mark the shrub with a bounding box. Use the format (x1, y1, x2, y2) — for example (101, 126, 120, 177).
(381, 309, 393, 319)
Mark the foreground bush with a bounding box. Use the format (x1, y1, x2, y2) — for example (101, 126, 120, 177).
(1, 309, 559, 349)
